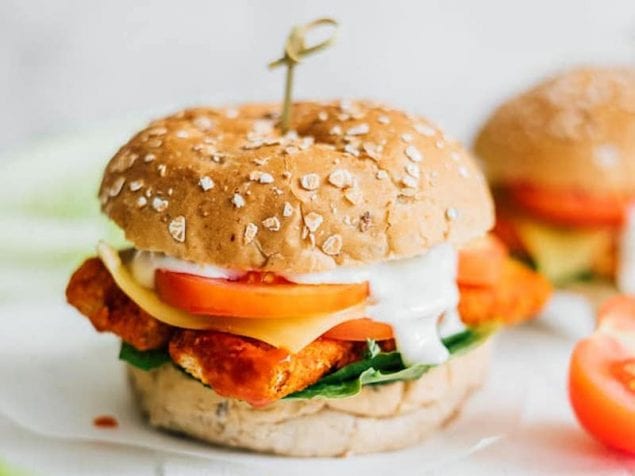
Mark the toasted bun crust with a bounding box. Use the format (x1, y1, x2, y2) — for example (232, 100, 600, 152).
(475, 67, 635, 194)
(128, 339, 491, 457)
(100, 101, 493, 273)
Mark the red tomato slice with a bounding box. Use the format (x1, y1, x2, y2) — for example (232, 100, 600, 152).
(457, 234, 507, 286)
(155, 269, 369, 319)
(569, 335, 635, 454)
(508, 182, 631, 228)
(492, 211, 527, 254)
(569, 295, 635, 454)
(323, 318, 394, 341)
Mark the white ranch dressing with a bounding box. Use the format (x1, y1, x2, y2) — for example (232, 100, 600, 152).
(617, 204, 635, 293)
(130, 243, 459, 366)
(286, 243, 458, 366)
(130, 252, 241, 289)
(439, 308, 467, 338)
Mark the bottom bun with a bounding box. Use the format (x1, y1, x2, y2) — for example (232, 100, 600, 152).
(128, 339, 492, 457)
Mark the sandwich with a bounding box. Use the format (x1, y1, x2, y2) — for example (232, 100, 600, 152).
(66, 100, 550, 456)
(475, 67, 635, 294)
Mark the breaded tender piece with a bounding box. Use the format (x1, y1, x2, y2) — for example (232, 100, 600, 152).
(66, 255, 545, 406)
(169, 330, 361, 406)
(66, 258, 366, 405)
(66, 258, 173, 350)
(459, 258, 551, 325)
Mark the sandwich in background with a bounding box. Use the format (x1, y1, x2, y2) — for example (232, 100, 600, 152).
(475, 67, 635, 299)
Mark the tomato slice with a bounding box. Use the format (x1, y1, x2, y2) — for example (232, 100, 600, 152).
(323, 318, 394, 341)
(457, 234, 507, 286)
(155, 269, 369, 319)
(569, 335, 635, 454)
(508, 182, 631, 227)
(569, 295, 635, 454)
(492, 211, 527, 255)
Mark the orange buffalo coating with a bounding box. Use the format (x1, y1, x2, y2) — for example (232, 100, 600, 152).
(66, 256, 548, 404)
(66, 258, 364, 404)
(459, 258, 551, 325)
(66, 257, 173, 350)
(170, 330, 362, 406)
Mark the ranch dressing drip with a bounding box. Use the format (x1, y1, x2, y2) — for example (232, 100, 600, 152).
(130, 243, 459, 366)
(286, 243, 458, 366)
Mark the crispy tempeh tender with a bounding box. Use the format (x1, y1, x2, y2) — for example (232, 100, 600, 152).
(67, 255, 550, 347)
(66, 255, 548, 405)
(66, 258, 364, 404)
(169, 330, 361, 406)
(458, 258, 552, 325)
(66, 257, 173, 350)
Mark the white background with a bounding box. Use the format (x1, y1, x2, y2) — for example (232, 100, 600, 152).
(1, 0, 634, 155)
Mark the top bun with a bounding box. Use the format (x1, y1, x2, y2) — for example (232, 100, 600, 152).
(100, 100, 493, 273)
(475, 67, 635, 195)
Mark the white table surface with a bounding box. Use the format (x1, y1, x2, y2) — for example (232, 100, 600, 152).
(1, 385, 632, 476)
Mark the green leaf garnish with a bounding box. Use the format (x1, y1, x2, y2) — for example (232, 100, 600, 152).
(117, 327, 494, 401)
(119, 342, 170, 371)
(286, 327, 493, 400)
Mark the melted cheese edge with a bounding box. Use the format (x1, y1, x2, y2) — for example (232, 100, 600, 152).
(128, 243, 460, 366)
(514, 219, 611, 283)
(97, 242, 364, 353)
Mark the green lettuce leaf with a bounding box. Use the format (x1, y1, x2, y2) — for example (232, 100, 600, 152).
(118, 327, 493, 400)
(119, 342, 171, 370)
(286, 326, 492, 399)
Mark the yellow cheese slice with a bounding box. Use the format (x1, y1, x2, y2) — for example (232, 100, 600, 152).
(97, 242, 365, 353)
(514, 220, 612, 284)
